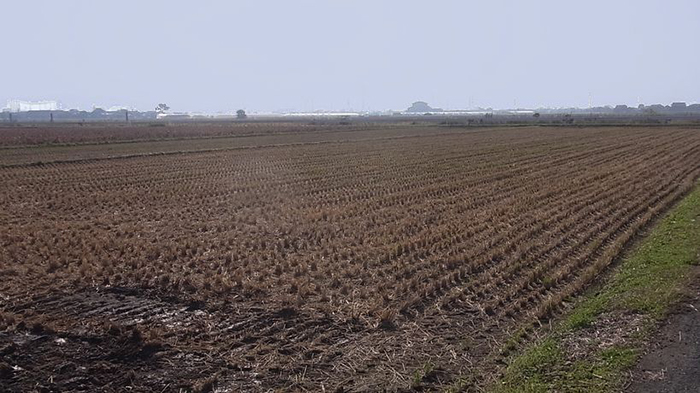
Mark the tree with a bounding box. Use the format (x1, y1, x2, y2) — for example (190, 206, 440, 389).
(156, 103, 170, 113)
(236, 109, 247, 119)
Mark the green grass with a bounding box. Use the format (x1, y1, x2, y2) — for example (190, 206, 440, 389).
(494, 184, 700, 393)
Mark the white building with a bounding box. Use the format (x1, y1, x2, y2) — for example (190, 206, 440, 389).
(5, 100, 60, 112)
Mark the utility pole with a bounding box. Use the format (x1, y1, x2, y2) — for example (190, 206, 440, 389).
(125, 110, 129, 123)
(50, 113, 54, 123)
(8, 112, 12, 124)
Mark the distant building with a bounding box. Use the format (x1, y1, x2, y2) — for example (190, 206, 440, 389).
(613, 104, 632, 113)
(406, 101, 442, 113)
(670, 102, 687, 111)
(156, 113, 191, 120)
(105, 106, 130, 112)
(5, 100, 60, 112)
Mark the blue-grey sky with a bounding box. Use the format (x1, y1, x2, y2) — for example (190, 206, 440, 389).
(1, 0, 699, 112)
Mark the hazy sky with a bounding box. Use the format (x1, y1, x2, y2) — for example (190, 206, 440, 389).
(2, 0, 699, 112)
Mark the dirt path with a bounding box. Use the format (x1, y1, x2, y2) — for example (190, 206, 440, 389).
(627, 276, 700, 392)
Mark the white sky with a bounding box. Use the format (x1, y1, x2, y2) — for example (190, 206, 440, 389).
(1, 0, 699, 112)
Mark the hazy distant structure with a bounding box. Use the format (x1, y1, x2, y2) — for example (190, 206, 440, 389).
(5, 100, 60, 112)
(105, 106, 130, 112)
(613, 105, 633, 113)
(406, 101, 442, 113)
(670, 102, 687, 112)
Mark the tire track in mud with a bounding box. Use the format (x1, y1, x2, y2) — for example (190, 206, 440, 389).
(3, 286, 366, 391)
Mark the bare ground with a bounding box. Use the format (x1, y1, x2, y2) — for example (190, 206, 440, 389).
(627, 268, 700, 393)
